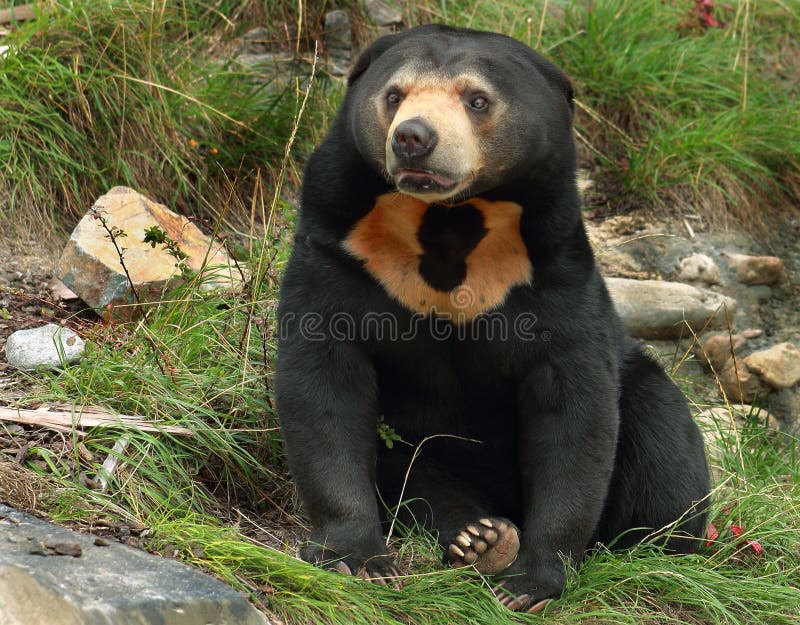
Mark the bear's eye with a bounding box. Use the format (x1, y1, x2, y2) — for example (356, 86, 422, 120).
(468, 95, 490, 111)
(386, 90, 402, 107)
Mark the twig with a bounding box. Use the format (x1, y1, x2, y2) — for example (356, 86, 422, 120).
(0, 406, 193, 436)
(94, 435, 131, 492)
(386, 433, 481, 544)
(0, 4, 36, 24)
(90, 205, 141, 304)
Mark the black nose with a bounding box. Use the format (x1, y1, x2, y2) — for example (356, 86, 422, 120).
(391, 118, 438, 160)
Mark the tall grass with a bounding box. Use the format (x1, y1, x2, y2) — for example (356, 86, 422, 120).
(548, 0, 800, 223)
(0, 0, 325, 240)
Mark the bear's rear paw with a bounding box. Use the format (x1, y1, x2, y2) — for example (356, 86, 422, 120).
(444, 517, 520, 574)
(300, 544, 403, 588)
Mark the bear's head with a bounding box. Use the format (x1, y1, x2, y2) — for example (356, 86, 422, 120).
(345, 25, 575, 203)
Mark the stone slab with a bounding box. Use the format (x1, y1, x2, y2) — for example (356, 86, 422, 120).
(0, 505, 269, 625)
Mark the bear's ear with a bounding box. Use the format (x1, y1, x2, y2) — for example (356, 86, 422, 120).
(560, 72, 575, 120)
(521, 47, 575, 119)
(348, 33, 401, 86)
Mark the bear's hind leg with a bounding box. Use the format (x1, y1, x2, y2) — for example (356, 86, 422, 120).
(378, 450, 520, 574)
(596, 343, 710, 553)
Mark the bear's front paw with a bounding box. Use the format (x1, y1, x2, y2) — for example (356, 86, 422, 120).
(444, 517, 520, 574)
(299, 543, 403, 588)
(490, 559, 565, 612)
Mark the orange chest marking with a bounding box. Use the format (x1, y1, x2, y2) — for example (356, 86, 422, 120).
(343, 193, 533, 321)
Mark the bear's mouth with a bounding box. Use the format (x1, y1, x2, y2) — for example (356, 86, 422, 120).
(394, 169, 457, 194)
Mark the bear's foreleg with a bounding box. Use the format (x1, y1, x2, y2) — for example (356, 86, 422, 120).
(276, 334, 400, 582)
(496, 362, 619, 608)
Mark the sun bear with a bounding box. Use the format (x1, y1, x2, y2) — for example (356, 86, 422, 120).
(275, 24, 710, 612)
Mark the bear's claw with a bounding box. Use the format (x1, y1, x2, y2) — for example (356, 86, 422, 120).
(492, 581, 552, 612)
(445, 517, 519, 574)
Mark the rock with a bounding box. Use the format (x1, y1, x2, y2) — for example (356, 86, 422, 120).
(4, 324, 85, 370)
(724, 252, 784, 285)
(55, 187, 240, 319)
(744, 343, 800, 389)
(364, 0, 402, 26)
(606, 278, 737, 339)
(240, 26, 271, 55)
(717, 361, 765, 404)
(47, 277, 78, 301)
(677, 253, 721, 285)
(0, 505, 269, 625)
(692, 330, 769, 403)
(693, 329, 760, 372)
(323, 10, 352, 74)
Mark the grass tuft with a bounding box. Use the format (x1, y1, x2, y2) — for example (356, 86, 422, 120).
(0, 0, 326, 239)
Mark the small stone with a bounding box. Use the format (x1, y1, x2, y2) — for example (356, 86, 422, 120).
(49, 542, 83, 557)
(47, 277, 78, 301)
(717, 361, 764, 404)
(5, 324, 85, 370)
(694, 331, 754, 372)
(323, 10, 352, 75)
(606, 278, 737, 339)
(744, 343, 800, 389)
(724, 252, 784, 285)
(678, 253, 721, 285)
(324, 10, 352, 56)
(240, 26, 271, 55)
(364, 0, 403, 26)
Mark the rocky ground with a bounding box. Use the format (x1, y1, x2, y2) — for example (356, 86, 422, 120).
(586, 202, 800, 428)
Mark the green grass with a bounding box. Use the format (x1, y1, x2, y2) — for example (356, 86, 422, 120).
(2, 1, 800, 623)
(0, 0, 333, 238)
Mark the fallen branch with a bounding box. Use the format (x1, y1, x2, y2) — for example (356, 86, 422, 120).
(0, 406, 193, 437)
(0, 4, 37, 24)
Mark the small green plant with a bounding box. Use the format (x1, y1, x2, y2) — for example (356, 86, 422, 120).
(377, 416, 403, 449)
(143, 225, 193, 280)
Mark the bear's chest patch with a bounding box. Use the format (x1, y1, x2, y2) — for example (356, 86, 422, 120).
(343, 193, 532, 321)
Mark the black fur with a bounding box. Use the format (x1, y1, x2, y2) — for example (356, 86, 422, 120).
(417, 203, 487, 291)
(276, 25, 710, 606)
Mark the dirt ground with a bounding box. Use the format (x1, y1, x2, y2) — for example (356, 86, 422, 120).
(0, 238, 91, 385)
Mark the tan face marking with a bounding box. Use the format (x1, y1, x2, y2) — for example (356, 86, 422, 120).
(370, 71, 502, 202)
(343, 193, 532, 322)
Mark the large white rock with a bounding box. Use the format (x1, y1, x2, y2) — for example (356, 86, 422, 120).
(56, 187, 240, 319)
(0, 504, 269, 625)
(606, 278, 737, 339)
(5, 324, 85, 370)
